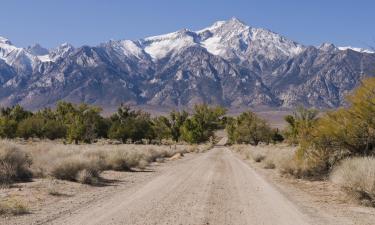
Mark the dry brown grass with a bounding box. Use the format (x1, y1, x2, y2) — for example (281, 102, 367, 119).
(231, 143, 327, 177)
(0, 197, 29, 216)
(231, 144, 296, 171)
(0, 144, 32, 185)
(0, 140, 204, 185)
(330, 157, 375, 207)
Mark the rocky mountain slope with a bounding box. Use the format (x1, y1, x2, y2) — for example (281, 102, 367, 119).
(0, 18, 374, 111)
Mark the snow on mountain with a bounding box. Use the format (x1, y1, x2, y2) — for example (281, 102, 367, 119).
(104, 40, 146, 59)
(198, 18, 305, 60)
(318, 43, 338, 52)
(141, 29, 199, 60)
(49, 43, 74, 61)
(0, 37, 38, 69)
(27, 44, 49, 56)
(338, 46, 374, 54)
(1, 19, 375, 110)
(117, 18, 305, 62)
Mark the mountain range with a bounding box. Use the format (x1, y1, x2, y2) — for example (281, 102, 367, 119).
(1, 18, 375, 112)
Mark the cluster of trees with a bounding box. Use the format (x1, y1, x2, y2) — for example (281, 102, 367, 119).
(283, 77, 375, 174)
(226, 111, 283, 145)
(0, 102, 225, 144)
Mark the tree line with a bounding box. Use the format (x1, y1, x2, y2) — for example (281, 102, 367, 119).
(0, 102, 226, 144)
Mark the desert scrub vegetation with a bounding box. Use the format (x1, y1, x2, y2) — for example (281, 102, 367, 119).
(0, 140, 200, 185)
(226, 111, 284, 145)
(280, 77, 375, 179)
(231, 144, 296, 170)
(330, 157, 375, 207)
(0, 102, 225, 145)
(0, 197, 29, 216)
(0, 144, 32, 185)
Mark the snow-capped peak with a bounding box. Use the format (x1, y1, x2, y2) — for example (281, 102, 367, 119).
(338, 46, 374, 54)
(0, 36, 36, 66)
(141, 29, 199, 60)
(27, 43, 49, 56)
(318, 43, 338, 52)
(0, 36, 12, 45)
(197, 17, 247, 34)
(197, 18, 305, 60)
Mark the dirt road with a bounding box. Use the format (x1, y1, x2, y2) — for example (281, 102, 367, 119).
(46, 144, 322, 225)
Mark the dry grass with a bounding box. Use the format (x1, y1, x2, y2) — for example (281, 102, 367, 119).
(0, 140, 204, 185)
(263, 158, 276, 169)
(231, 144, 296, 171)
(0, 197, 29, 216)
(0, 144, 32, 185)
(330, 157, 375, 207)
(231, 144, 327, 177)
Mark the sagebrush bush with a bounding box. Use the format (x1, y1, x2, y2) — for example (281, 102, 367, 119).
(104, 150, 140, 171)
(50, 156, 101, 182)
(263, 159, 276, 169)
(0, 145, 32, 185)
(0, 140, 196, 185)
(330, 157, 375, 206)
(253, 153, 265, 163)
(0, 198, 29, 215)
(76, 169, 99, 184)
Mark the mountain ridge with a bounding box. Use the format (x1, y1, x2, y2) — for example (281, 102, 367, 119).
(0, 18, 374, 111)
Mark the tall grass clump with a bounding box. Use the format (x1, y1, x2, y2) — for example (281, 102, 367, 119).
(50, 156, 101, 184)
(0, 198, 29, 216)
(330, 157, 375, 207)
(0, 144, 32, 185)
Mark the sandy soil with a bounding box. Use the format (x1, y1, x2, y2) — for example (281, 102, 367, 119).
(2, 143, 375, 225)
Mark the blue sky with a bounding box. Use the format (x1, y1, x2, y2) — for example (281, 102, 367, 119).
(1, 0, 374, 49)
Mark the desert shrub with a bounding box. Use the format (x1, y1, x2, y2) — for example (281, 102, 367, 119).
(263, 158, 276, 169)
(283, 106, 318, 145)
(0, 118, 17, 138)
(330, 157, 375, 206)
(50, 157, 101, 182)
(252, 153, 266, 162)
(16, 115, 67, 140)
(104, 150, 142, 171)
(0, 198, 29, 215)
(0, 145, 32, 185)
(42, 120, 67, 140)
(76, 169, 99, 184)
(287, 78, 375, 178)
(1, 140, 197, 184)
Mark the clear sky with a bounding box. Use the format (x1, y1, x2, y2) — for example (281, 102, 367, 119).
(1, 0, 374, 49)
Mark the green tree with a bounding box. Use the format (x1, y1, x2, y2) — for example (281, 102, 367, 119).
(0, 117, 17, 138)
(226, 111, 273, 145)
(152, 116, 172, 142)
(108, 105, 154, 143)
(169, 110, 188, 142)
(180, 104, 226, 144)
(284, 106, 318, 144)
(66, 104, 104, 144)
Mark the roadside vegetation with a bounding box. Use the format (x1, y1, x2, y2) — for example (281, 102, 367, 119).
(228, 77, 375, 207)
(0, 140, 211, 186)
(226, 111, 283, 145)
(0, 102, 220, 189)
(0, 103, 225, 145)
